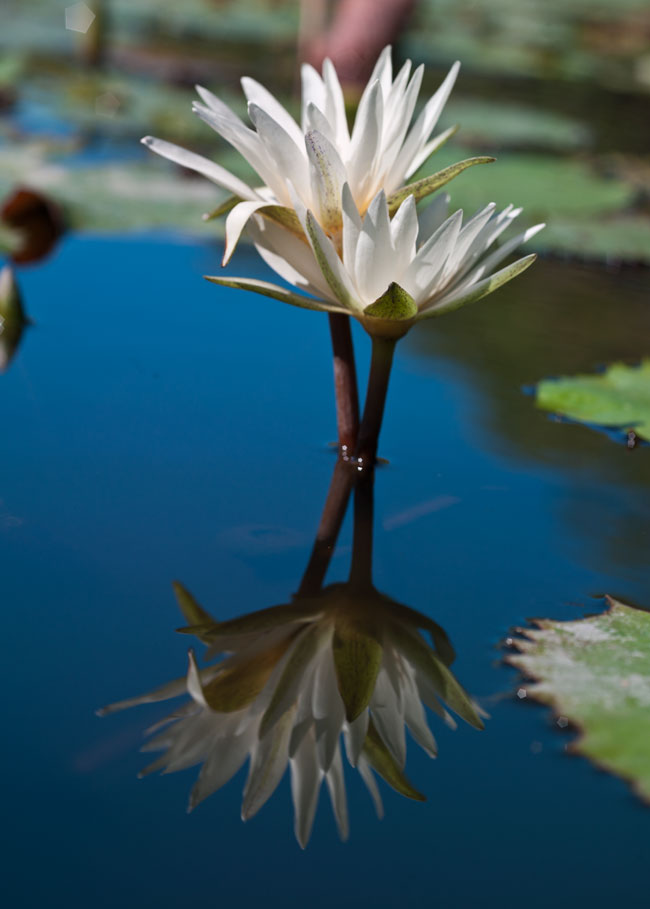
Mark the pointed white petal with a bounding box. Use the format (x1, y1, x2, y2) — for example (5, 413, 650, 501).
(248, 216, 333, 299)
(187, 650, 208, 707)
(241, 76, 304, 147)
(305, 129, 348, 233)
(341, 182, 363, 273)
(405, 124, 459, 179)
(141, 136, 257, 201)
(248, 103, 311, 202)
(322, 57, 350, 149)
(305, 211, 362, 312)
(387, 61, 460, 186)
(422, 253, 538, 316)
(347, 81, 384, 201)
(390, 194, 418, 259)
(222, 200, 270, 265)
(301, 63, 327, 130)
(354, 190, 395, 302)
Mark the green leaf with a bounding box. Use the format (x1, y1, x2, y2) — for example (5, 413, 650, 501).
(362, 721, 426, 801)
(536, 360, 650, 442)
(386, 157, 495, 216)
(332, 617, 383, 722)
(507, 598, 650, 803)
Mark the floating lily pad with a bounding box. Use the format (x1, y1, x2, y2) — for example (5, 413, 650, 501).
(536, 360, 650, 441)
(507, 598, 650, 802)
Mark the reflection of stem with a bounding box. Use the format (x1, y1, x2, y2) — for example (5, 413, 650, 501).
(328, 313, 360, 456)
(355, 336, 396, 465)
(297, 457, 355, 596)
(348, 467, 374, 590)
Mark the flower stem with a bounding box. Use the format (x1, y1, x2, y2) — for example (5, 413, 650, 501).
(328, 312, 360, 456)
(296, 456, 355, 596)
(355, 336, 396, 465)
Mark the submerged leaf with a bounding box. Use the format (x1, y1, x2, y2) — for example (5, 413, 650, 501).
(536, 360, 650, 442)
(507, 598, 650, 803)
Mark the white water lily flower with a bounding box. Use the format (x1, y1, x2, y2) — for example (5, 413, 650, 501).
(207, 188, 544, 339)
(99, 583, 482, 848)
(142, 46, 467, 265)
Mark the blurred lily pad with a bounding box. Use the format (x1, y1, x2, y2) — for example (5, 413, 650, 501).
(507, 598, 650, 802)
(0, 143, 225, 235)
(536, 360, 650, 441)
(444, 99, 591, 152)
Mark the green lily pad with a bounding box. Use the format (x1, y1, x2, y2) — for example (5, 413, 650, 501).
(507, 598, 650, 802)
(536, 360, 650, 441)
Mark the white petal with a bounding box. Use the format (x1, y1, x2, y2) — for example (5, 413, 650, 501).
(192, 101, 285, 201)
(390, 194, 418, 260)
(424, 252, 539, 316)
(241, 76, 304, 147)
(368, 45, 393, 98)
(341, 182, 363, 273)
(305, 129, 348, 233)
(305, 210, 362, 312)
(222, 200, 270, 265)
(301, 63, 326, 130)
(402, 209, 462, 301)
(248, 103, 311, 202)
(290, 726, 323, 848)
(187, 650, 208, 707)
(347, 81, 383, 202)
(387, 61, 460, 187)
(405, 125, 458, 180)
(354, 190, 395, 302)
(322, 58, 350, 149)
(141, 136, 257, 201)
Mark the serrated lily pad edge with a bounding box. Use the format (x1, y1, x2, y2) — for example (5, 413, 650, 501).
(505, 597, 650, 805)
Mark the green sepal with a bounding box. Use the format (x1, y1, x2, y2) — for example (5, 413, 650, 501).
(362, 721, 426, 801)
(202, 639, 291, 713)
(261, 205, 304, 237)
(332, 617, 383, 722)
(363, 283, 417, 321)
(172, 581, 216, 631)
(202, 194, 240, 221)
(387, 156, 496, 216)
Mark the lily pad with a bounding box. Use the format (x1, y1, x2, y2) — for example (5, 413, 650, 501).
(536, 360, 650, 441)
(507, 598, 650, 802)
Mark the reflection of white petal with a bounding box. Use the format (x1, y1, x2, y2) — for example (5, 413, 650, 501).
(358, 756, 384, 819)
(371, 667, 406, 768)
(189, 726, 254, 810)
(290, 725, 323, 848)
(325, 743, 349, 841)
(242, 706, 295, 820)
(343, 709, 369, 767)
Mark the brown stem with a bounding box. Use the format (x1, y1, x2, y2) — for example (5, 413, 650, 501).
(355, 336, 396, 465)
(297, 457, 355, 596)
(329, 313, 360, 456)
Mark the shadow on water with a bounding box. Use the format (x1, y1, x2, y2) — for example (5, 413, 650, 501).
(405, 257, 650, 577)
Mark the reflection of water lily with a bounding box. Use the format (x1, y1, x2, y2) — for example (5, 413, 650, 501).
(100, 582, 482, 847)
(142, 46, 462, 264)
(208, 190, 543, 339)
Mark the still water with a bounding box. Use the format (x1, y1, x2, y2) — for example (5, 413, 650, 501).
(3, 235, 649, 907)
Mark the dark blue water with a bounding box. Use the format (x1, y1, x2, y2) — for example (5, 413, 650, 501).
(3, 235, 649, 908)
